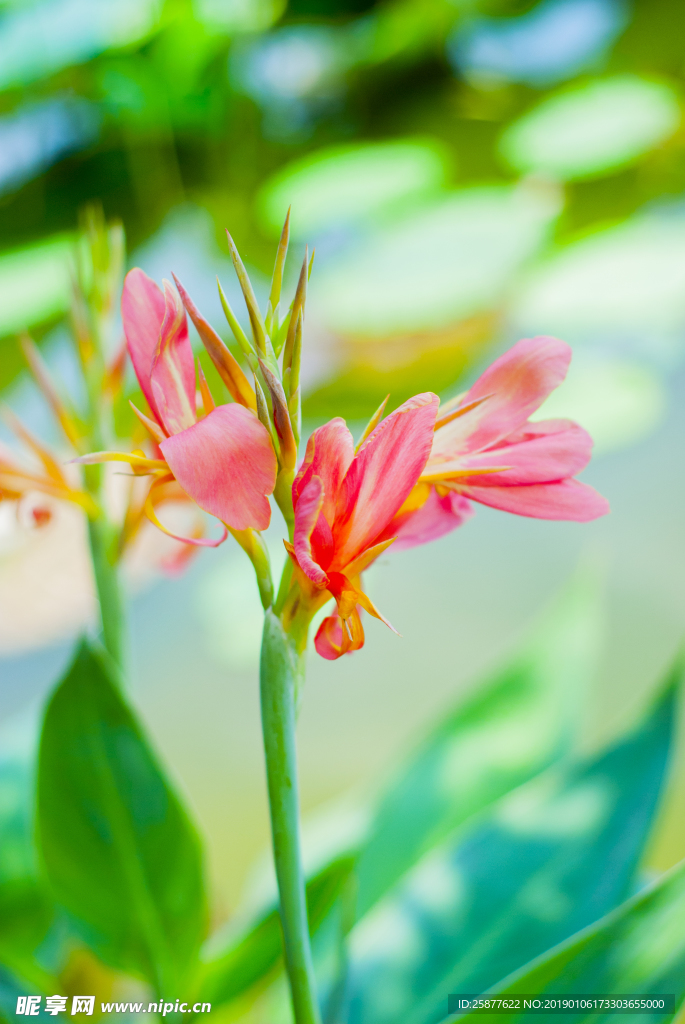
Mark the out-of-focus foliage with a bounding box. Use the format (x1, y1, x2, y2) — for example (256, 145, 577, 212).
(0, 0, 684, 437)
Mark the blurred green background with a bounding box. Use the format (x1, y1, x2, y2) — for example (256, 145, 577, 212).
(1, 0, 685, 922)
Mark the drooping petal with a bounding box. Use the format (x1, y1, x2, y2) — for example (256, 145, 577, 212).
(424, 420, 594, 486)
(293, 417, 354, 525)
(332, 392, 439, 569)
(315, 614, 355, 660)
(431, 337, 571, 460)
(456, 478, 610, 521)
(121, 269, 166, 425)
(150, 281, 197, 436)
(293, 475, 329, 587)
(385, 487, 474, 551)
(160, 404, 277, 531)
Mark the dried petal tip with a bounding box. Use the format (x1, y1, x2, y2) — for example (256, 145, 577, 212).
(173, 274, 256, 412)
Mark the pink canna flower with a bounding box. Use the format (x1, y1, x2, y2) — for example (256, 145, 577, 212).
(80, 269, 278, 541)
(387, 336, 610, 550)
(286, 392, 439, 660)
(289, 336, 608, 660)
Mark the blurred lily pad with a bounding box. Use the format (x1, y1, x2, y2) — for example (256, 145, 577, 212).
(532, 352, 665, 454)
(257, 139, 450, 238)
(310, 183, 560, 337)
(511, 208, 685, 362)
(499, 75, 681, 181)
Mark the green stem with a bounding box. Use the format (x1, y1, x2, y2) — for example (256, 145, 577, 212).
(260, 611, 321, 1024)
(87, 515, 125, 674)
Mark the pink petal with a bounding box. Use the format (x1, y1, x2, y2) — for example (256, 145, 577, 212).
(425, 421, 594, 486)
(456, 478, 610, 521)
(121, 269, 166, 425)
(385, 488, 474, 551)
(431, 337, 571, 460)
(293, 476, 329, 587)
(294, 418, 354, 525)
(160, 404, 277, 531)
(332, 392, 439, 569)
(150, 281, 197, 436)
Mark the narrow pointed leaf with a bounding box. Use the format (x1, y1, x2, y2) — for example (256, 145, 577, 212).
(346, 671, 678, 1024)
(355, 578, 604, 920)
(450, 856, 685, 1024)
(197, 857, 354, 1007)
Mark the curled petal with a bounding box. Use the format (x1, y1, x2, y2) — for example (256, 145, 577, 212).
(294, 417, 354, 525)
(121, 269, 166, 423)
(150, 281, 197, 435)
(456, 478, 610, 521)
(160, 404, 277, 531)
(332, 392, 439, 568)
(144, 475, 228, 547)
(431, 337, 571, 460)
(293, 476, 329, 587)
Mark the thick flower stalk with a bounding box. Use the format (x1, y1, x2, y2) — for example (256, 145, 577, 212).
(75, 211, 608, 1024)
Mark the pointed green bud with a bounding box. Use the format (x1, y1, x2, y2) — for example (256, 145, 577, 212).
(217, 277, 254, 359)
(226, 230, 267, 355)
(282, 249, 308, 371)
(268, 208, 290, 325)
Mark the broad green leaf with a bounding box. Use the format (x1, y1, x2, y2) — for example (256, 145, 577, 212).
(197, 855, 354, 1007)
(499, 76, 681, 181)
(345, 673, 677, 1024)
(36, 641, 207, 995)
(355, 578, 603, 920)
(451, 857, 685, 1024)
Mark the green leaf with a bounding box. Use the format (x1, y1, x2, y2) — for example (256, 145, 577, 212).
(354, 577, 603, 920)
(36, 641, 207, 995)
(345, 671, 678, 1024)
(451, 857, 685, 1024)
(197, 855, 354, 1008)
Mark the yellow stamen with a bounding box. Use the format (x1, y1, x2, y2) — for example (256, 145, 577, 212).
(434, 393, 494, 432)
